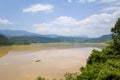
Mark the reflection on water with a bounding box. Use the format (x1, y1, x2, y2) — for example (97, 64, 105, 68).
(0, 43, 104, 80)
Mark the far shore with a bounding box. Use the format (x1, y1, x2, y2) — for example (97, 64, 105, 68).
(0, 42, 106, 47)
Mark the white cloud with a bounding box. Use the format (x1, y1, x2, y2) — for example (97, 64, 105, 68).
(78, 0, 96, 4)
(97, 0, 117, 3)
(33, 11, 120, 37)
(88, 0, 96, 2)
(100, 0, 120, 13)
(68, 0, 72, 3)
(76, 0, 118, 4)
(0, 18, 12, 24)
(53, 16, 77, 26)
(22, 4, 54, 13)
(115, 2, 120, 5)
(102, 6, 120, 12)
(78, 0, 86, 4)
(33, 16, 78, 35)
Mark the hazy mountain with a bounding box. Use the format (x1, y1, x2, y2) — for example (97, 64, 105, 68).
(86, 34, 112, 42)
(0, 30, 41, 37)
(0, 30, 90, 38)
(0, 30, 65, 38)
(10, 36, 91, 44)
(10, 34, 111, 43)
(0, 30, 111, 43)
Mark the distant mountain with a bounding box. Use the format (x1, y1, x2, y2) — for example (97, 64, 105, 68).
(86, 34, 112, 42)
(0, 30, 41, 37)
(0, 30, 112, 43)
(10, 36, 90, 44)
(54, 36, 90, 42)
(43, 34, 62, 38)
(0, 30, 65, 38)
(10, 36, 61, 43)
(0, 30, 90, 42)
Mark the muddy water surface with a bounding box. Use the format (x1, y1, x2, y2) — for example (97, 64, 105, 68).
(0, 43, 104, 80)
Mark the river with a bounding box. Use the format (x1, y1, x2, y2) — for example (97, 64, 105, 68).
(0, 43, 104, 80)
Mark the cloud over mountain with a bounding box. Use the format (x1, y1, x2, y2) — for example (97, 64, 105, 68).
(33, 11, 120, 37)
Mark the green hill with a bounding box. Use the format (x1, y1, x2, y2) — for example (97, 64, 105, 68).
(0, 30, 112, 43)
(0, 34, 12, 46)
(9, 34, 112, 43)
(86, 34, 112, 42)
(10, 36, 61, 44)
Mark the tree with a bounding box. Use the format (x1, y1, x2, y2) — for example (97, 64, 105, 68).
(35, 76, 45, 80)
(0, 34, 12, 45)
(111, 18, 120, 54)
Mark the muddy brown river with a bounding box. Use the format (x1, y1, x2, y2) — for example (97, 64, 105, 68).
(0, 43, 104, 80)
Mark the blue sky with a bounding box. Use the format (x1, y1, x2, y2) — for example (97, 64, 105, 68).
(0, 0, 120, 37)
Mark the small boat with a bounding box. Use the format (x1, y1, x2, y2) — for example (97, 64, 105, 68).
(35, 59, 41, 62)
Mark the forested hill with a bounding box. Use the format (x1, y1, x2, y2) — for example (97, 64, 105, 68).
(9, 34, 111, 43)
(85, 34, 112, 42)
(0, 34, 12, 45)
(0, 30, 112, 43)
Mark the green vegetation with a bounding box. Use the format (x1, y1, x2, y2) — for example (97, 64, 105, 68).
(9, 35, 111, 43)
(111, 18, 120, 54)
(0, 34, 12, 46)
(64, 18, 120, 80)
(35, 76, 45, 80)
(0, 30, 112, 43)
(0, 34, 30, 45)
(86, 34, 111, 42)
(10, 36, 61, 43)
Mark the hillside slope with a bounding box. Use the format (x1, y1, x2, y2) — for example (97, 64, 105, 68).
(0, 30, 41, 37)
(86, 34, 112, 42)
(0, 34, 12, 45)
(0, 30, 112, 43)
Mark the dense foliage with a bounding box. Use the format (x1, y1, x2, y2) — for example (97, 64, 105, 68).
(111, 18, 120, 54)
(64, 18, 120, 80)
(35, 76, 45, 80)
(9, 35, 111, 43)
(10, 36, 61, 43)
(0, 34, 12, 46)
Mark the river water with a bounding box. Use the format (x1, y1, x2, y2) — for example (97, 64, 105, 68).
(0, 43, 104, 80)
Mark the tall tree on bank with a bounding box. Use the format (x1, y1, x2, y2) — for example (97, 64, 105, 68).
(111, 18, 120, 54)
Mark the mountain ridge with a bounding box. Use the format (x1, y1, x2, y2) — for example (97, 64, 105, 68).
(0, 30, 111, 43)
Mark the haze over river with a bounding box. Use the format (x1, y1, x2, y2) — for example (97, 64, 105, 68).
(0, 43, 104, 80)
